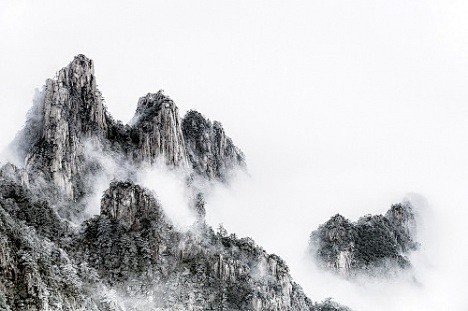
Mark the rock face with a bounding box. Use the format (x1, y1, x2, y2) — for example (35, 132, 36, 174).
(72, 181, 323, 310)
(182, 110, 245, 181)
(17, 55, 243, 203)
(23, 55, 109, 200)
(128, 92, 187, 166)
(309, 202, 418, 277)
(0, 55, 350, 310)
(0, 175, 348, 310)
(0, 164, 99, 311)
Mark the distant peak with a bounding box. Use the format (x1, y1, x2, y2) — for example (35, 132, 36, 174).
(100, 180, 165, 230)
(310, 201, 419, 277)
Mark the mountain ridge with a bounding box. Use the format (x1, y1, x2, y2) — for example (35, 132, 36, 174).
(0, 55, 348, 311)
(309, 202, 418, 277)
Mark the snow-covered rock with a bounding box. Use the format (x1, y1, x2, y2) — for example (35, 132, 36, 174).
(0, 55, 349, 311)
(309, 202, 418, 277)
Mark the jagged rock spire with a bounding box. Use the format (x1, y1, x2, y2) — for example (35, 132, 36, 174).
(19, 55, 245, 203)
(25, 54, 110, 199)
(182, 110, 245, 180)
(71, 180, 335, 311)
(129, 91, 187, 166)
(47, 54, 108, 135)
(0, 54, 355, 311)
(309, 202, 418, 277)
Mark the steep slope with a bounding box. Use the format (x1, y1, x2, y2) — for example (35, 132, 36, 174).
(309, 202, 418, 277)
(0, 164, 116, 311)
(0, 174, 348, 310)
(71, 181, 317, 310)
(22, 55, 110, 200)
(106, 91, 188, 167)
(182, 110, 245, 181)
(15, 55, 244, 205)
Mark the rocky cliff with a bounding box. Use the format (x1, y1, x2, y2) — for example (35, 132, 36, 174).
(0, 55, 348, 310)
(0, 172, 347, 310)
(182, 110, 245, 181)
(15, 55, 244, 205)
(309, 202, 418, 277)
(22, 55, 109, 200)
(71, 181, 317, 310)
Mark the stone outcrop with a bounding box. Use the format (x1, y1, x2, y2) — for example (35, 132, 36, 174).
(23, 55, 109, 200)
(128, 92, 187, 166)
(309, 202, 418, 277)
(0, 54, 351, 310)
(0, 178, 349, 311)
(71, 181, 347, 311)
(182, 110, 245, 181)
(16, 55, 244, 204)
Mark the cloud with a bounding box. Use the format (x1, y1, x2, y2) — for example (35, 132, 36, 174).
(136, 161, 197, 230)
(2, 1, 468, 309)
(81, 140, 198, 230)
(204, 167, 468, 310)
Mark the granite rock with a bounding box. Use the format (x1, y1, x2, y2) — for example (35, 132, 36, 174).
(309, 202, 418, 277)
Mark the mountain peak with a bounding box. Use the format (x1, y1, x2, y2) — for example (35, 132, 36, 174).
(100, 181, 165, 230)
(0, 54, 357, 311)
(309, 202, 418, 277)
(182, 110, 246, 180)
(22, 55, 108, 199)
(56, 54, 96, 93)
(132, 90, 178, 126)
(18, 55, 245, 202)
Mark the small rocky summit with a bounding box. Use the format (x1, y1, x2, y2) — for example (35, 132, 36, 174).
(0, 55, 349, 310)
(309, 202, 418, 277)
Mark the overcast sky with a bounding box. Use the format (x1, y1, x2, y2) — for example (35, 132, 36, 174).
(1, 1, 468, 310)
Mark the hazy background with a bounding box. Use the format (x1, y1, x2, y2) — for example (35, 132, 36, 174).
(1, 0, 468, 309)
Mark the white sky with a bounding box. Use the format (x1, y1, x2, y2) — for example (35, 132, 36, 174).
(1, 1, 468, 310)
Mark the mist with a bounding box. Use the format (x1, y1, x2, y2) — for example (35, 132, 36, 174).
(81, 140, 198, 230)
(205, 163, 468, 309)
(2, 0, 468, 310)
